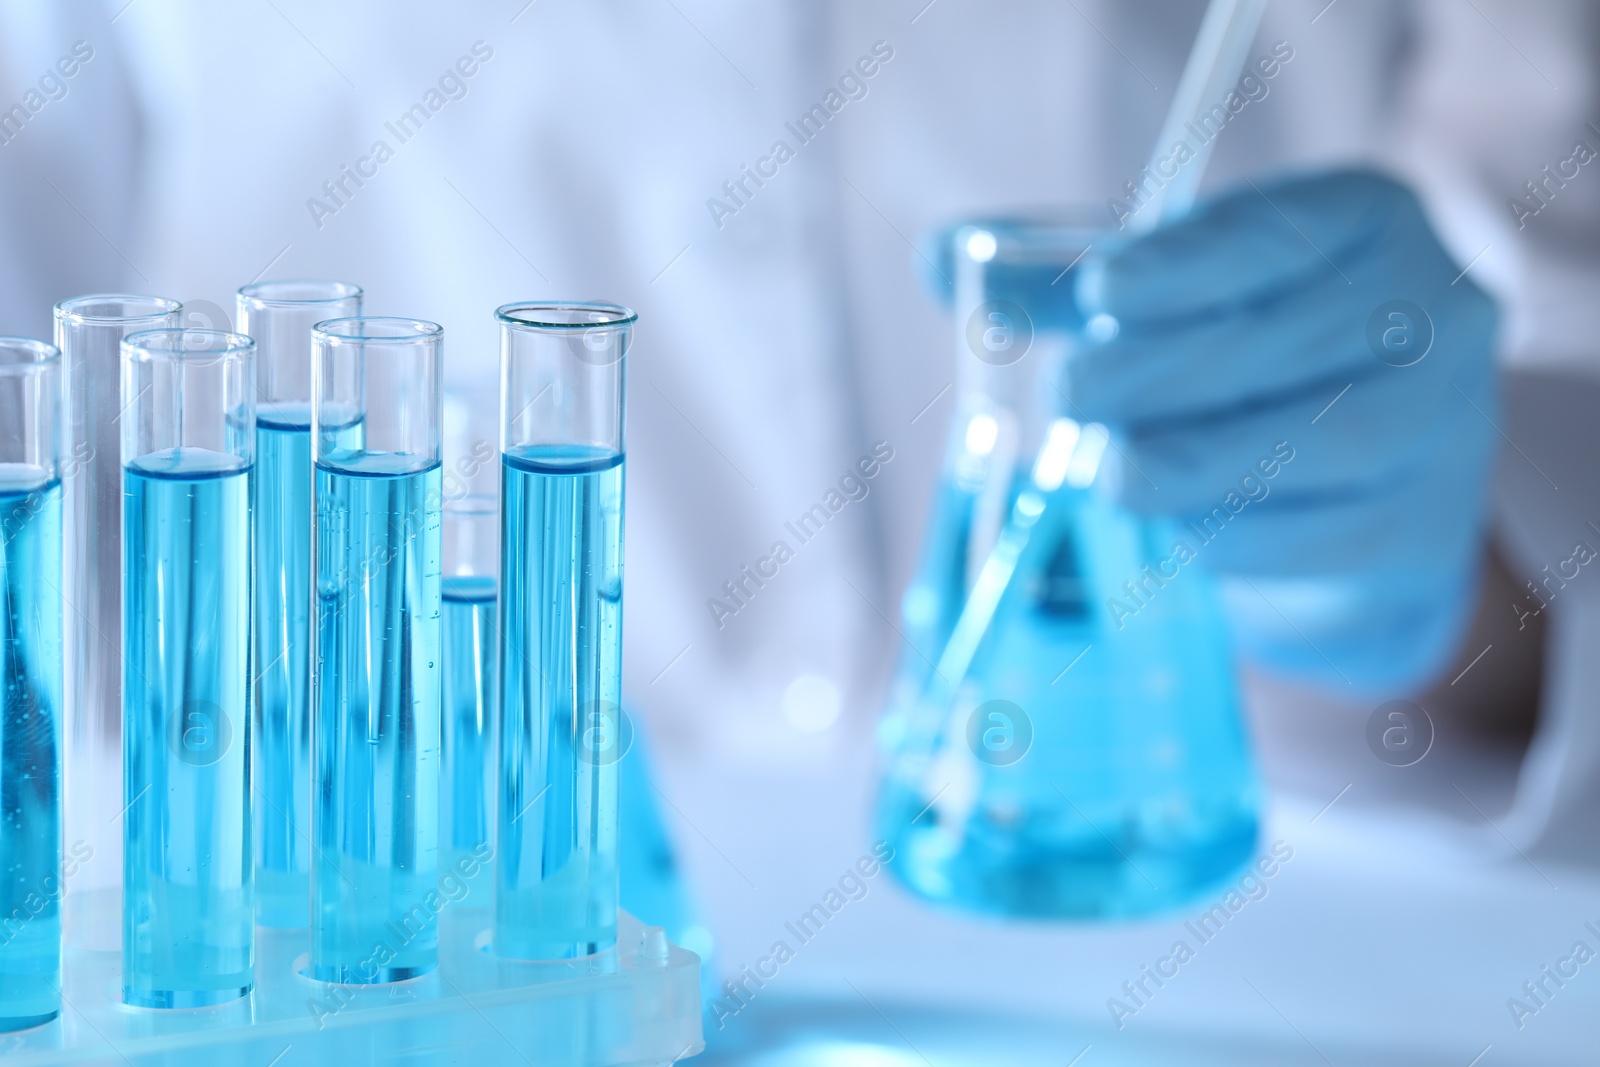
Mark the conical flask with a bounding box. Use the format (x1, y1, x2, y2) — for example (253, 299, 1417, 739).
(875, 218, 1262, 918)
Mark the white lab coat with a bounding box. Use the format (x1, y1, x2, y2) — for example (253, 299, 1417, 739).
(3, 0, 1598, 1022)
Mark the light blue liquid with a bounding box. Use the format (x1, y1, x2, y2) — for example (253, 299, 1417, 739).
(441, 576, 496, 881)
(122, 451, 253, 1007)
(252, 405, 313, 927)
(312, 457, 441, 983)
(876, 469, 1260, 918)
(0, 475, 62, 1030)
(497, 446, 622, 960)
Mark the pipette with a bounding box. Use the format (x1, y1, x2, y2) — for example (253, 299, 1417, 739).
(925, 0, 1271, 701)
(1130, 0, 1271, 232)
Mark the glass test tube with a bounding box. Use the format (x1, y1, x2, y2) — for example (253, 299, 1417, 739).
(0, 338, 64, 1031)
(496, 302, 631, 960)
(310, 318, 442, 983)
(120, 329, 255, 1008)
(237, 280, 363, 929)
(440, 392, 499, 886)
(53, 295, 182, 952)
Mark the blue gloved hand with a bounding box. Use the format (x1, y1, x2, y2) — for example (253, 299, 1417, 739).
(926, 170, 1500, 694)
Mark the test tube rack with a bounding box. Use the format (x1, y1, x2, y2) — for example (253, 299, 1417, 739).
(1, 910, 702, 1065)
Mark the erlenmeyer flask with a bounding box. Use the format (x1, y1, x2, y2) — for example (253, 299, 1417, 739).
(875, 218, 1261, 919)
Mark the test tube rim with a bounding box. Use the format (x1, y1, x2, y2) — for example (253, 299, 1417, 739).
(237, 279, 364, 308)
(236, 279, 363, 308)
(0, 336, 61, 372)
(947, 207, 1108, 231)
(495, 301, 637, 331)
(312, 316, 443, 345)
(121, 327, 256, 366)
(949, 215, 1109, 265)
(52, 293, 182, 326)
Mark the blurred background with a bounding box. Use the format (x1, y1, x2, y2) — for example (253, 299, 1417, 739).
(4, 0, 1600, 1062)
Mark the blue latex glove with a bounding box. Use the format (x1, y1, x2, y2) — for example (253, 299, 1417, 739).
(926, 170, 1500, 694)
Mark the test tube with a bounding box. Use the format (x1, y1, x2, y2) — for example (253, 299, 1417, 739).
(310, 318, 442, 983)
(440, 392, 498, 885)
(53, 295, 182, 952)
(120, 328, 255, 1008)
(0, 338, 64, 1031)
(236, 280, 363, 928)
(495, 302, 631, 960)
